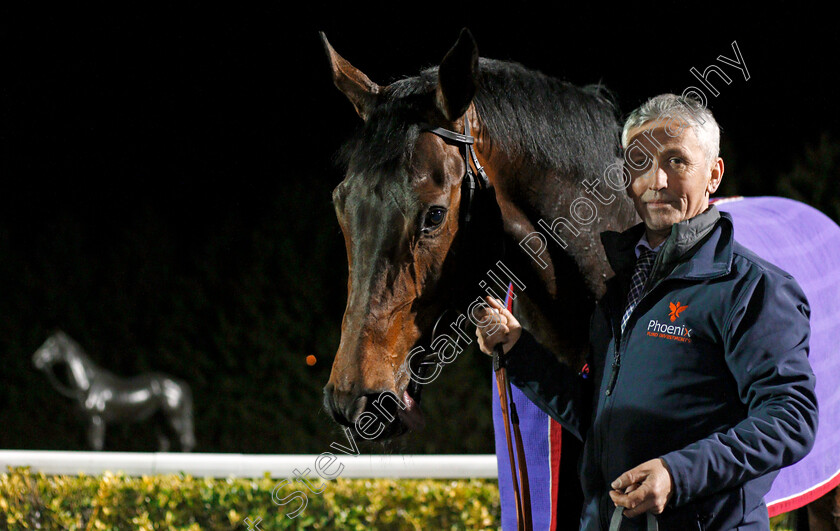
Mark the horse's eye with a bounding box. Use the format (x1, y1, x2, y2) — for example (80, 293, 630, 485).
(424, 207, 446, 229)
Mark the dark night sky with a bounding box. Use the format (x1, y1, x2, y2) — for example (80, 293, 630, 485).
(4, 2, 839, 231)
(2, 2, 838, 368)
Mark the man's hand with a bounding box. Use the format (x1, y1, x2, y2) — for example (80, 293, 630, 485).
(473, 296, 522, 356)
(609, 458, 674, 518)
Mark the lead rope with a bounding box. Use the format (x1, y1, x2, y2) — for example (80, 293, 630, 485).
(609, 506, 658, 531)
(493, 283, 532, 531)
(610, 506, 659, 531)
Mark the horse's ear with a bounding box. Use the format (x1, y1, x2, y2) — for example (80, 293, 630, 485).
(436, 28, 479, 122)
(320, 32, 381, 121)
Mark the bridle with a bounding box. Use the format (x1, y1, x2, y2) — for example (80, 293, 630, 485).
(421, 116, 489, 222)
(421, 117, 534, 531)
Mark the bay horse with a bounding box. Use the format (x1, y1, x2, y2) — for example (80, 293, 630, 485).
(33, 331, 196, 452)
(321, 29, 840, 529)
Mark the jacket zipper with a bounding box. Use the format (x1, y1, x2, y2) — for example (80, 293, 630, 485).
(605, 267, 669, 396)
(605, 326, 621, 395)
(605, 281, 628, 396)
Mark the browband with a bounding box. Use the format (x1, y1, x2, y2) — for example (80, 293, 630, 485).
(420, 124, 474, 145)
(420, 120, 489, 189)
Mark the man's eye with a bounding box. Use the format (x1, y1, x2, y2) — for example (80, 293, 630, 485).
(423, 208, 446, 230)
(669, 157, 685, 165)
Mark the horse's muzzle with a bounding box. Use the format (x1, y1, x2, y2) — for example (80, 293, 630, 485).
(323, 384, 418, 439)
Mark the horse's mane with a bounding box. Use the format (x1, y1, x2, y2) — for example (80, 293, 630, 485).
(53, 331, 98, 370)
(337, 58, 622, 182)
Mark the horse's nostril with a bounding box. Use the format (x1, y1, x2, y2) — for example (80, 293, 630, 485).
(323, 383, 342, 421)
(345, 396, 367, 425)
(323, 388, 409, 439)
(323, 383, 335, 406)
(324, 385, 382, 427)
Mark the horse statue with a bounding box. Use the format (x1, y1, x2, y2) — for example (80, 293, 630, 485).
(320, 29, 840, 530)
(32, 331, 196, 452)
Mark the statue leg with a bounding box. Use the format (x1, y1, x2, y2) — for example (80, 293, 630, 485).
(180, 418, 196, 452)
(807, 486, 840, 530)
(170, 393, 195, 452)
(160, 379, 195, 452)
(87, 416, 105, 451)
(155, 425, 171, 452)
(168, 408, 195, 452)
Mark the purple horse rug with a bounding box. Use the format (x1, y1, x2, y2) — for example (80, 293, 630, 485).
(493, 196, 840, 527)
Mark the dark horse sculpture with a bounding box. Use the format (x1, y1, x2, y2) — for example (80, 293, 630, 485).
(33, 331, 195, 452)
(321, 29, 839, 529)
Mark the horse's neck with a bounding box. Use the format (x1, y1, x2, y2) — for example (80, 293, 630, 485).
(65, 347, 96, 391)
(490, 162, 638, 363)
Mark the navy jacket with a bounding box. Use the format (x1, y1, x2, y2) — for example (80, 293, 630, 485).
(506, 206, 818, 530)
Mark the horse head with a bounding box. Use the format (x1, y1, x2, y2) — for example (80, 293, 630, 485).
(33, 330, 91, 399)
(321, 29, 505, 439)
(32, 330, 71, 370)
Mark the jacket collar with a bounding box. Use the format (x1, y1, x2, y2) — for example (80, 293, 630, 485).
(600, 205, 734, 281)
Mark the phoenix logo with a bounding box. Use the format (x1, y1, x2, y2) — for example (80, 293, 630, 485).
(669, 301, 688, 322)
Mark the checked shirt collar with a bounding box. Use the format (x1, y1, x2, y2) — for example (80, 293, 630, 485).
(621, 246, 658, 334)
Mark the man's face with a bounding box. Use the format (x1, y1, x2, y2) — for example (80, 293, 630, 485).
(624, 122, 723, 236)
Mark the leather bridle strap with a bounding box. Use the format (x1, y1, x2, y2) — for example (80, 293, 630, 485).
(421, 118, 531, 530)
(421, 125, 474, 145)
(421, 118, 490, 190)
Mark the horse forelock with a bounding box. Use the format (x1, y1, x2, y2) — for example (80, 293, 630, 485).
(337, 109, 423, 178)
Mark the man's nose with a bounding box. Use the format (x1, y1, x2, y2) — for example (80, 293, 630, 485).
(649, 164, 668, 190)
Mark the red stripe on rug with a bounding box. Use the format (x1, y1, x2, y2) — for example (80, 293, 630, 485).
(549, 418, 562, 531)
(768, 468, 840, 517)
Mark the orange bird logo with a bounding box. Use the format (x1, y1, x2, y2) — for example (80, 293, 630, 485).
(669, 302, 688, 322)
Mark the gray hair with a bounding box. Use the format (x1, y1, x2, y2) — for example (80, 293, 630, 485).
(621, 94, 721, 167)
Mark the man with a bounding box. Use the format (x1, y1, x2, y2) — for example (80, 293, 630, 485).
(476, 94, 818, 530)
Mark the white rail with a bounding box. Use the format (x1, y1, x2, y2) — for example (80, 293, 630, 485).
(0, 451, 498, 479)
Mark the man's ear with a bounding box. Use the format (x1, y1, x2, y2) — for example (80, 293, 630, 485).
(707, 158, 724, 195)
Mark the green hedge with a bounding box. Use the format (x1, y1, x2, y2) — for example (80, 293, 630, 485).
(0, 467, 500, 530)
(0, 467, 799, 530)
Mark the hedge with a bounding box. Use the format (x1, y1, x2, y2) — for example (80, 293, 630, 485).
(1, 467, 798, 530)
(0, 467, 499, 530)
